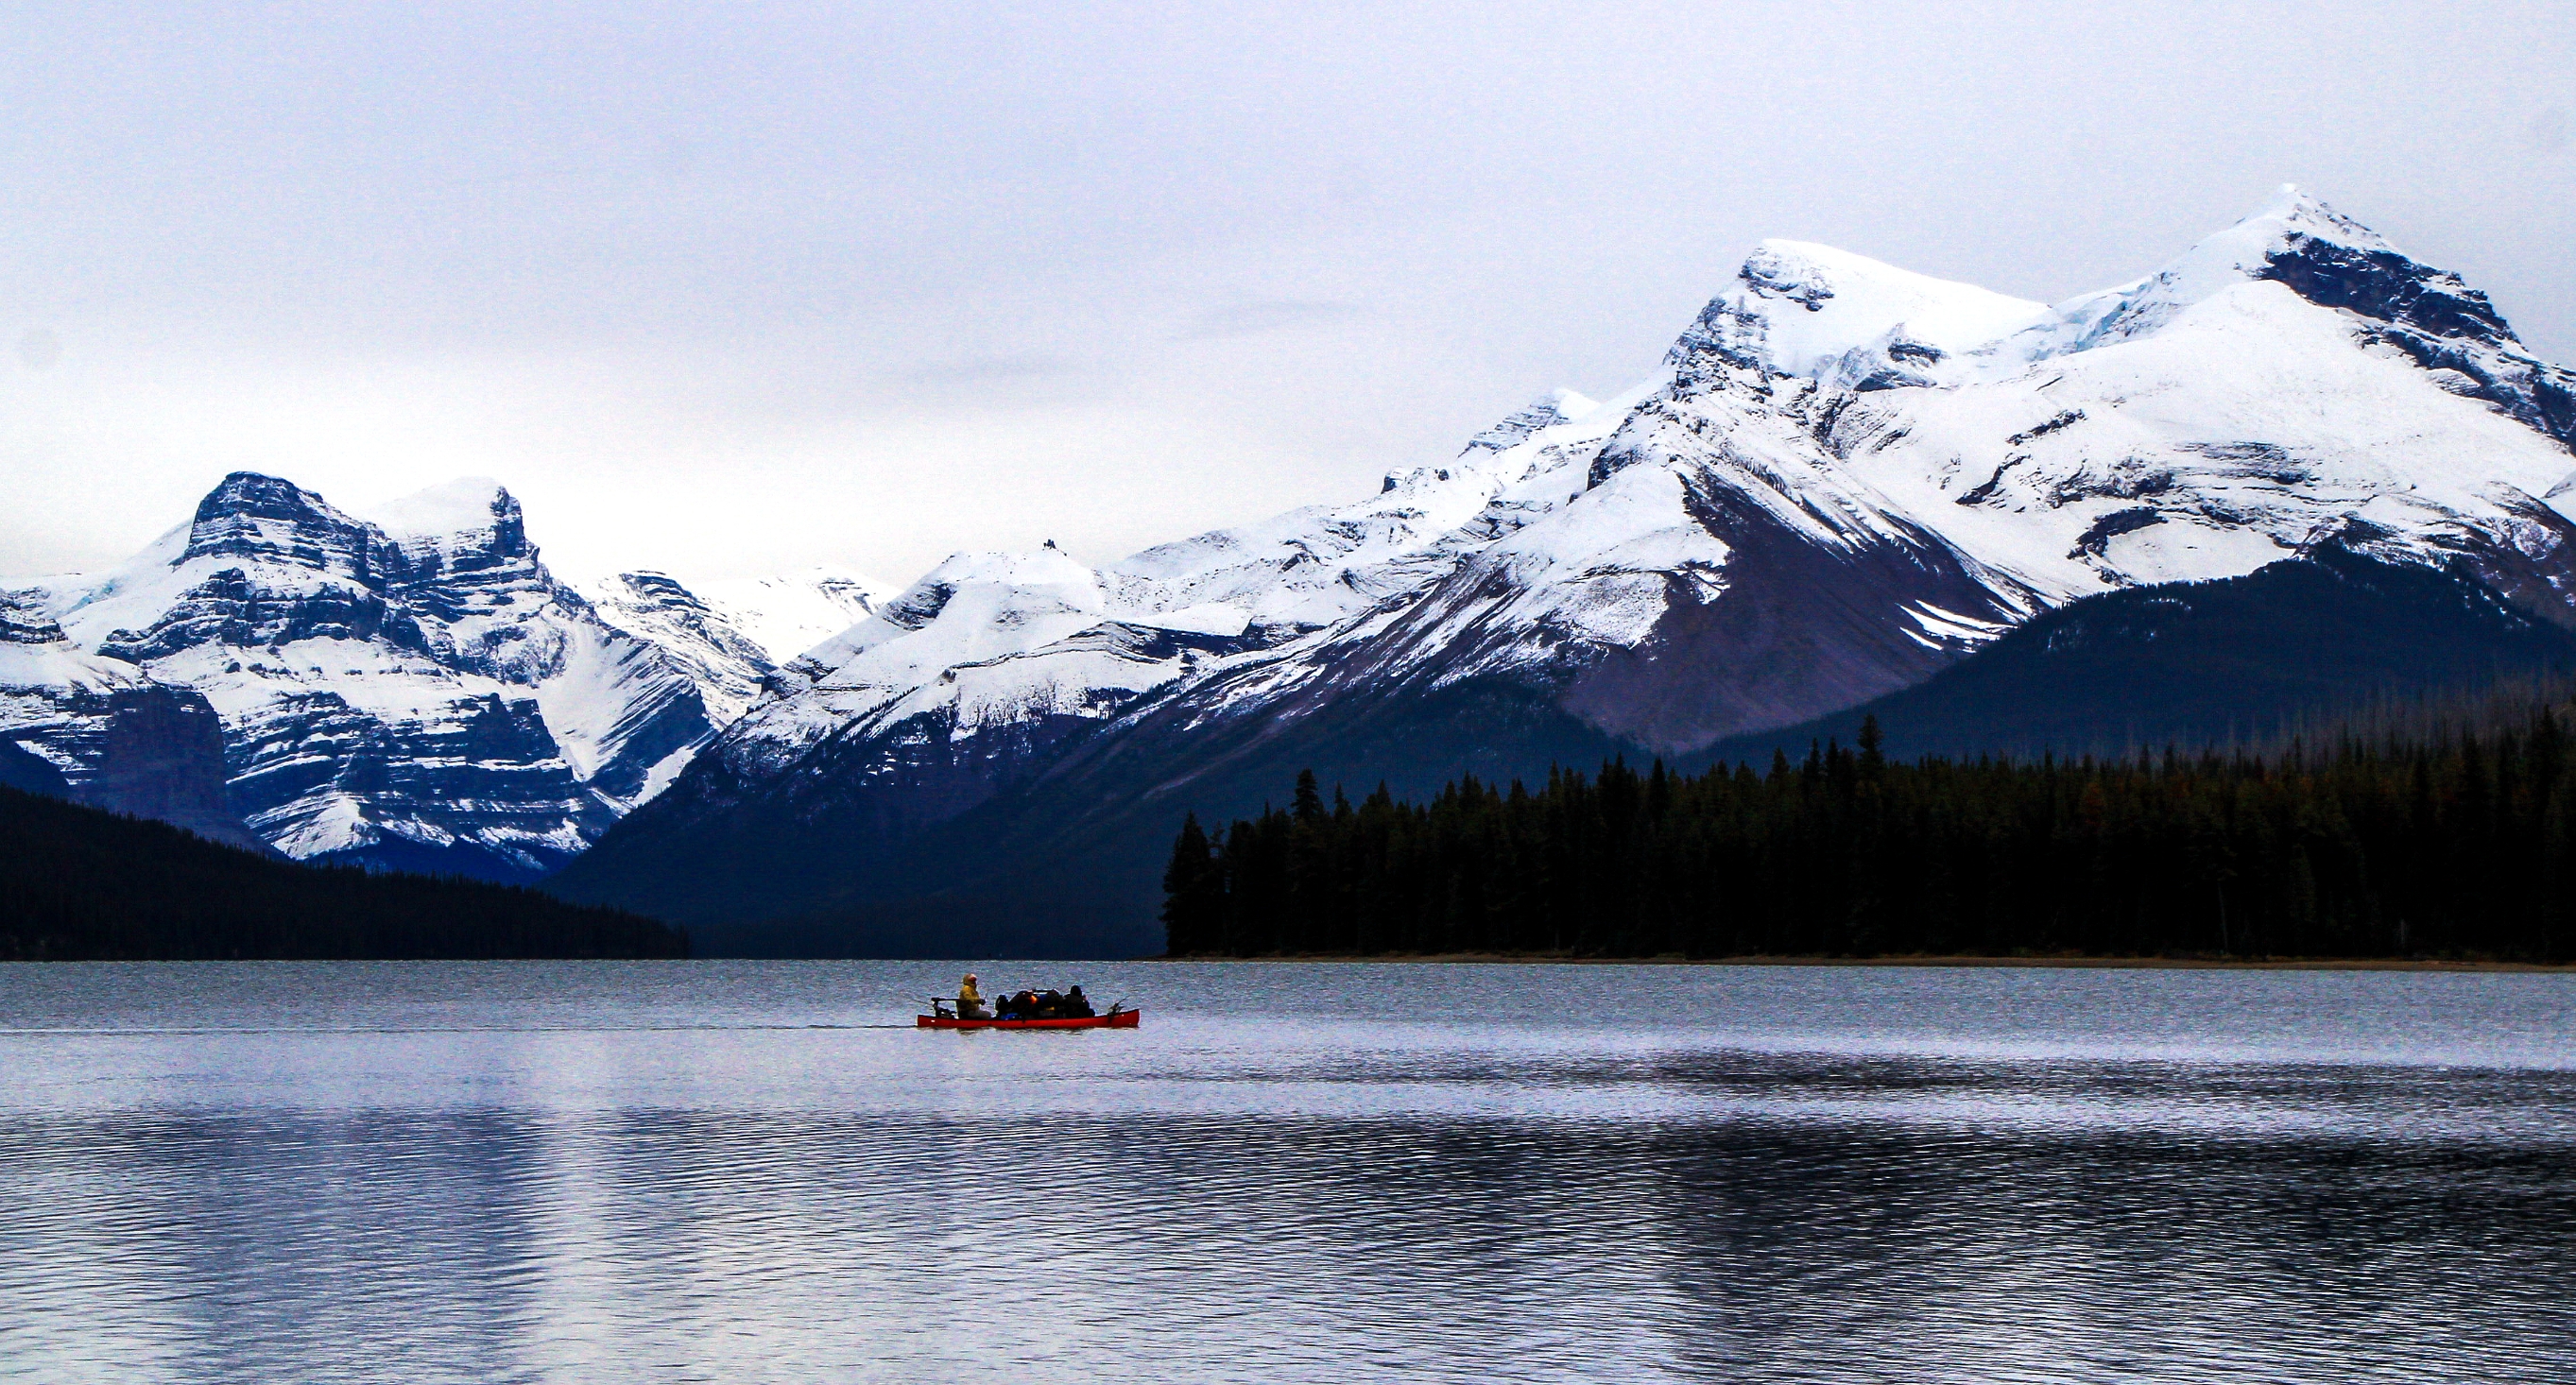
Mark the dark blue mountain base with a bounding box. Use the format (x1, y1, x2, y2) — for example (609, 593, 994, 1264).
(0, 784, 687, 961)
(311, 835, 583, 884)
(0, 741, 70, 796)
(1697, 552, 2576, 766)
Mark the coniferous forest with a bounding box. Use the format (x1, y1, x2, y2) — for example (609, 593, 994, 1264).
(1161, 705, 2576, 963)
(0, 785, 689, 960)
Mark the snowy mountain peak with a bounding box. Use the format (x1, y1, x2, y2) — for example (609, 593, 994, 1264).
(905, 550, 1097, 611)
(2249, 183, 2397, 253)
(2101, 186, 2398, 311)
(2029, 185, 2520, 361)
(6, 471, 741, 876)
(875, 550, 1104, 633)
(2069, 189, 2381, 331)
(1460, 388, 1601, 455)
(182, 472, 386, 579)
(2248, 192, 2520, 351)
(386, 487, 550, 636)
(1668, 240, 2046, 387)
(779, 548, 1117, 697)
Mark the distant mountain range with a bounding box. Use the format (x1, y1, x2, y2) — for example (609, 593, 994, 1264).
(4, 477, 886, 880)
(9, 187, 2576, 955)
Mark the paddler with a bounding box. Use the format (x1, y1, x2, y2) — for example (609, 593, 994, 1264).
(957, 973, 987, 1019)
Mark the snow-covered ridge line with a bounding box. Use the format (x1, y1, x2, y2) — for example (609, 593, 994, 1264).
(667, 183, 2576, 851)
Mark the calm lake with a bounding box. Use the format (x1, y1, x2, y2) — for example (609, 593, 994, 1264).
(2, 961, 2571, 1383)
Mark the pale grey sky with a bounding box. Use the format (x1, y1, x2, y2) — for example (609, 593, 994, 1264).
(4, 1, 2572, 588)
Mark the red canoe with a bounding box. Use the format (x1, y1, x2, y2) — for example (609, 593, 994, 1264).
(917, 1009, 1141, 1031)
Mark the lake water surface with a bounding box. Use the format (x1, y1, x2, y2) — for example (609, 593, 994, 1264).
(2, 961, 2571, 1383)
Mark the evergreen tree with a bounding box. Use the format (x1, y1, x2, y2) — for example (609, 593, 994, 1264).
(1160, 812, 1218, 955)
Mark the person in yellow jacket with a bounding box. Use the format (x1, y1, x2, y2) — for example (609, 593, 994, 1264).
(956, 973, 987, 1019)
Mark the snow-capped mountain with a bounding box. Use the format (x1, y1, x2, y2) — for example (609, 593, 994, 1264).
(11, 474, 735, 877)
(1318, 186, 2576, 747)
(554, 187, 2576, 951)
(634, 395, 1653, 836)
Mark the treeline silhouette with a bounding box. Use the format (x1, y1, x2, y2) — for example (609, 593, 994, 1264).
(1162, 709, 2576, 963)
(1, 785, 688, 960)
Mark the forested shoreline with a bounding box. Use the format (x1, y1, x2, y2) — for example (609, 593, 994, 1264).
(0, 785, 689, 961)
(1160, 710, 2576, 963)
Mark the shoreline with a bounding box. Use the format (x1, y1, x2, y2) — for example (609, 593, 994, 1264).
(1157, 953, 2576, 973)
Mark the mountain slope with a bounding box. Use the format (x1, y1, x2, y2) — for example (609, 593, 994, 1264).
(1699, 552, 2576, 765)
(0, 738, 71, 795)
(580, 565, 890, 725)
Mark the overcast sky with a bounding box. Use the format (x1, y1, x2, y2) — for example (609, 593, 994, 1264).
(4, 1, 2572, 589)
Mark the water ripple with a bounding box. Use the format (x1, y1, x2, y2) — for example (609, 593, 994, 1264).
(1, 960, 2572, 1382)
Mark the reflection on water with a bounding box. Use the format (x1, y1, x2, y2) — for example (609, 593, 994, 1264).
(2, 962, 2572, 1383)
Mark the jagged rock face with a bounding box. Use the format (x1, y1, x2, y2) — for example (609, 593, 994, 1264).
(29, 475, 719, 879)
(586, 572, 775, 724)
(0, 591, 264, 850)
(556, 187, 2576, 944)
(179, 472, 403, 580)
(1459, 388, 1599, 456)
(99, 566, 431, 663)
(220, 686, 607, 874)
(0, 597, 67, 644)
(2258, 231, 2576, 453)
